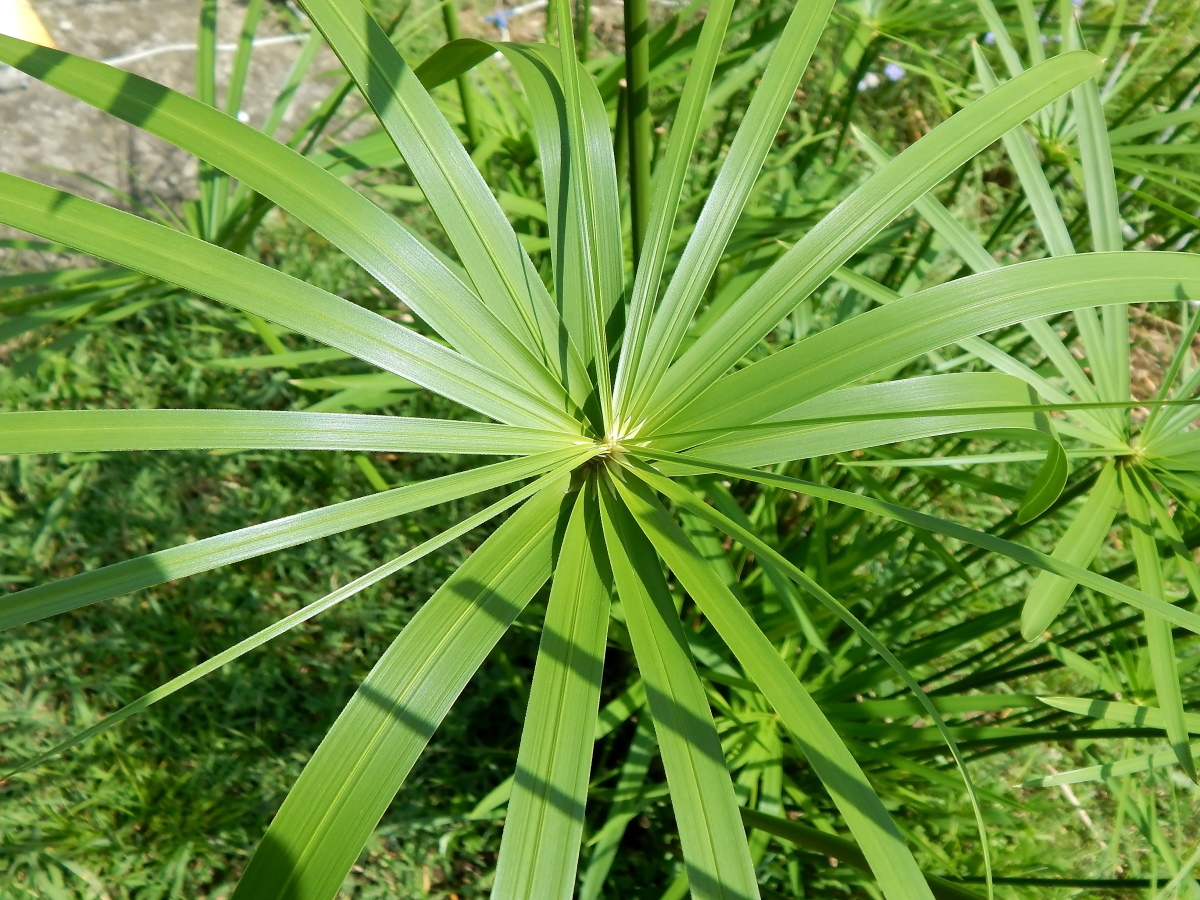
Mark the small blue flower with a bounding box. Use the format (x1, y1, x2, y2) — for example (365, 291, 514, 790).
(983, 31, 996, 45)
(484, 8, 515, 28)
(883, 62, 905, 82)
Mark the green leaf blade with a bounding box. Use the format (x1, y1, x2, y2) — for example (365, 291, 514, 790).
(293, 0, 590, 402)
(1021, 462, 1123, 640)
(597, 481, 760, 900)
(645, 51, 1105, 428)
(611, 472, 936, 900)
(232, 480, 573, 900)
(662, 253, 1200, 435)
(0, 174, 578, 432)
(493, 485, 611, 900)
(2, 450, 578, 630)
(0, 410, 575, 456)
(0, 35, 574, 413)
(621, 0, 836, 423)
(1017, 436, 1069, 523)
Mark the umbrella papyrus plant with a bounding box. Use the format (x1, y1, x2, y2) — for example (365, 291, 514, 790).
(2, 0, 1199, 897)
(845, 0, 1200, 794)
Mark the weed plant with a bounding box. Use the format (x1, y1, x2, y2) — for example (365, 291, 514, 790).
(1, 0, 1199, 898)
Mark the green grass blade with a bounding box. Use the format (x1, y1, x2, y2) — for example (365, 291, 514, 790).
(0, 410, 575, 455)
(0, 36, 574, 414)
(1039, 696, 1200, 734)
(1014, 0, 1046, 65)
(410, 37, 494, 89)
(972, 47, 1075, 258)
(1042, 640, 1123, 695)
(231, 478, 573, 900)
(1144, 481, 1200, 600)
(622, 462, 994, 896)
(657, 253, 1200, 435)
(1069, 27, 1132, 423)
(0, 173, 576, 432)
(666, 412, 1053, 469)
(1110, 107, 1200, 143)
(420, 37, 622, 411)
(830, 695, 1044, 720)
(597, 481, 759, 900)
(630, 450, 1200, 637)
(579, 717, 657, 899)
(224, 0, 267, 119)
(658, 372, 1052, 466)
(1, 450, 579, 631)
(1069, 23, 1124, 256)
(1121, 469, 1195, 779)
(5, 459, 582, 776)
(644, 52, 1104, 428)
(0, 265, 136, 297)
(621, 0, 836, 425)
(854, 124, 1112, 438)
(852, 127, 997, 274)
(1141, 304, 1200, 444)
(417, 34, 624, 420)
(832, 265, 1099, 429)
(1151, 374, 1200, 452)
(211, 348, 355, 370)
(262, 30, 324, 142)
(610, 472, 937, 900)
(493, 485, 610, 900)
(1021, 462, 1122, 640)
(740, 809, 983, 900)
(975, 0, 1026, 78)
(1017, 743, 1200, 788)
(974, 47, 1127, 438)
(504, 40, 622, 421)
(215, 0, 267, 229)
(534, 9, 618, 422)
(293, 0, 589, 400)
(611, 0, 735, 419)
(436, 0, 477, 146)
(621, 0, 650, 260)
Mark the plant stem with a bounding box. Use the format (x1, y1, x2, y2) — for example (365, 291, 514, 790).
(623, 0, 651, 264)
(613, 82, 629, 184)
(576, 0, 590, 61)
(197, 0, 220, 241)
(440, 0, 478, 148)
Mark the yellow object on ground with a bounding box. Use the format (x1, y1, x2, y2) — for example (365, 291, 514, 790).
(0, 0, 55, 48)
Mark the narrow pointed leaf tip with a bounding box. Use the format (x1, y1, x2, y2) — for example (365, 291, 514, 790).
(1017, 437, 1069, 523)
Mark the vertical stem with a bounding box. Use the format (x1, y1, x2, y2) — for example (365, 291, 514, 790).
(440, 0, 478, 148)
(225, 0, 266, 118)
(576, 0, 591, 61)
(196, 0, 219, 242)
(196, 0, 217, 110)
(214, 0, 266, 237)
(623, 0, 651, 265)
(613, 83, 629, 185)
